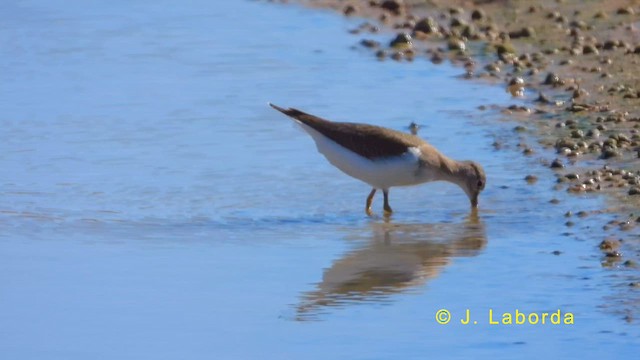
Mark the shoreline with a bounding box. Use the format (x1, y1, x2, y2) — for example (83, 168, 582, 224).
(282, 0, 640, 259)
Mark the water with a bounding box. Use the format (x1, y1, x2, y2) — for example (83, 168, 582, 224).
(1, 0, 638, 358)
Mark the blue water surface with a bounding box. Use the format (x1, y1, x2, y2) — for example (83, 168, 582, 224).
(1, 0, 638, 359)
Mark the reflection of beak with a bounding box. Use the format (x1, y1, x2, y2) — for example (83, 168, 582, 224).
(467, 207, 479, 222)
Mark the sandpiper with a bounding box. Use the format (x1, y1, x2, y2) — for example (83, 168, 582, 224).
(269, 104, 486, 215)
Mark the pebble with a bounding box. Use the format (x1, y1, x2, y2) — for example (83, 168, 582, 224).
(599, 239, 620, 250)
(535, 92, 551, 104)
(582, 44, 599, 55)
(495, 43, 516, 56)
(380, 0, 403, 15)
(447, 38, 466, 51)
(616, 7, 635, 15)
(360, 39, 380, 48)
(550, 158, 565, 168)
(413, 17, 438, 34)
(543, 72, 563, 86)
(586, 129, 600, 138)
(509, 27, 535, 39)
(507, 77, 525, 97)
(471, 9, 485, 21)
(629, 187, 640, 195)
(605, 250, 622, 258)
(343, 4, 357, 16)
(571, 130, 584, 139)
(601, 148, 620, 159)
(389, 33, 412, 48)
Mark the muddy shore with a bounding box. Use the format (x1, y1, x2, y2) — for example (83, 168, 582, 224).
(271, 0, 640, 316)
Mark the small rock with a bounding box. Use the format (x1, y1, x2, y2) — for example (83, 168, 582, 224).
(380, 0, 403, 15)
(507, 77, 525, 97)
(343, 4, 357, 16)
(413, 17, 438, 34)
(450, 16, 467, 28)
(603, 40, 619, 50)
(601, 148, 620, 159)
(594, 10, 607, 19)
(471, 9, 485, 21)
(461, 25, 478, 40)
(360, 39, 380, 48)
(599, 239, 620, 250)
(430, 52, 444, 64)
(605, 250, 622, 258)
(390, 51, 403, 61)
(390, 33, 412, 48)
(629, 187, 640, 195)
(586, 129, 600, 138)
(583, 44, 599, 55)
(509, 27, 535, 39)
(495, 43, 516, 55)
(543, 72, 563, 86)
(447, 37, 466, 51)
(550, 158, 564, 168)
(573, 88, 589, 99)
(535, 92, 551, 104)
(485, 63, 501, 73)
(616, 7, 635, 15)
(448, 7, 464, 15)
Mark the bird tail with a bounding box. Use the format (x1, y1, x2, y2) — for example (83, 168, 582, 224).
(269, 103, 307, 119)
(268, 103, 330, 128)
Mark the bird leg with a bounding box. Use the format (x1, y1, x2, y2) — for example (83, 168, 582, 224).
(383, 189, 393, 215)
(365, 188, 376, 216)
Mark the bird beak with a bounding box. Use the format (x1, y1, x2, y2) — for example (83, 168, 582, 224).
(470, 193, 479, 208)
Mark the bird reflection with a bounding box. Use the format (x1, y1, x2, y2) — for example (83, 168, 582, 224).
(296, 212, 486, 320)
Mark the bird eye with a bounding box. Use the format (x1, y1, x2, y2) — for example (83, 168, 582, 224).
(477, 180, 484, 188)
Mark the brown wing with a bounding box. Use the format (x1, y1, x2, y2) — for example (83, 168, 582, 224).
(269, 104, 425, 160)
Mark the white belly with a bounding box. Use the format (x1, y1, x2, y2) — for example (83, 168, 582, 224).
(298, 122, 429, 189)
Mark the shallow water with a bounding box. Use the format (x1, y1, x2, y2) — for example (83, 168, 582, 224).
(1, 0, 638, 358)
